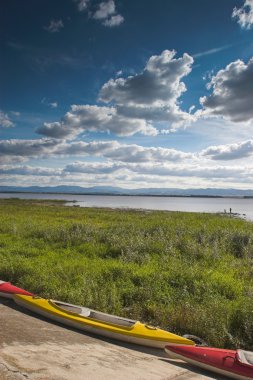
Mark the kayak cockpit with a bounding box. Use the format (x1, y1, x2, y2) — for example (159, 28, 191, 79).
(51, 300, 136, 327)
(52, 301, 90, 316)
(237, 350, 253, 366)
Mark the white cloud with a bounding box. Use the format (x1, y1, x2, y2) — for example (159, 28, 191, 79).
(76, 0, 124, 27)
(63, 160, 253, 183)
(0, 138, 58, 157)
(36, 50, 195, 139)
(41, 98, 58, 108)
(44, 19, 64, 33)
(100, 50, 193, 106)
(103, 14, 124, 27)
(75, 0, 89, 11)
(55, 140, 193, 162)
(201, 140, 253, 160)
(0, 156, 27, 165)
(193, 45, 231, 58)
(49, 102, 58, 108)
(93, 0, 115, 19)
(65, 161, 121, 174)
(11, 111, 20, 117)
(93, 0, 124, 27)
(0, 111, 14, 128)
(232, 0, 253, 29)
(0, 165, 62, 177)
(116, 70, 123, 77)
(3, 137, 253, 189)
(99, 50, 195, 130)
(37, 105, 157, 138)
(200, 57, 253, 122)
(1, 138, 190, 163)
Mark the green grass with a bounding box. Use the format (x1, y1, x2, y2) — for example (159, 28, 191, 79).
(0, 198, 253, 349)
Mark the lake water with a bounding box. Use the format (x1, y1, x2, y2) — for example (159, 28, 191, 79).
(1, 192, 253, 220)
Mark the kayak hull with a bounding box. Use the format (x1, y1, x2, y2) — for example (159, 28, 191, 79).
(0, 281, 33, 299)
(165, 345, 253, 380)
(14, 295, 194, 348)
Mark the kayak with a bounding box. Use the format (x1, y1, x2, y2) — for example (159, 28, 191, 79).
(164, 345, 253, 380)
(14, 294, 195, 348)
(0, 280, 33, 299)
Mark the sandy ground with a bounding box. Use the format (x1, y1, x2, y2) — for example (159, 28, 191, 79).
(0, 298, 227, 380)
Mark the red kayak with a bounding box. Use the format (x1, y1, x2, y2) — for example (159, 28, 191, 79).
(165, 345, 253, 380)
(0, 280, 33, 299)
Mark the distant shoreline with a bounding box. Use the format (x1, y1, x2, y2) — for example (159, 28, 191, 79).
(0, 191, 252, 199)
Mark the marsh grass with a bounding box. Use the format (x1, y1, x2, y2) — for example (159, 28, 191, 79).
(0, 199, 253, 348)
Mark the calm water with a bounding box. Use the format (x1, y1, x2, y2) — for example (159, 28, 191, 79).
(1, 192, 253, 220)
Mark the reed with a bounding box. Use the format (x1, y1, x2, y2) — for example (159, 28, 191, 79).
(0, 198, 253, 349)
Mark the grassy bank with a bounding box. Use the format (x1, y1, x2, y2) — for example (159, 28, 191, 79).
(0, 198, 253, 349)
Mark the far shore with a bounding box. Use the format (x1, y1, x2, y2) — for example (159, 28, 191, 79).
(0, 190, 252, 198)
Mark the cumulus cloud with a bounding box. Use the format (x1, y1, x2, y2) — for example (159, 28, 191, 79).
(93, 0, 124, 27)
(232, 0, 253, 29)
(37, 105, 157, 138)
(0, 111, 14, 128)
(36, 50, 195, 139)
(44, 19, 64, 33)
(100, 50, 193, 105)
(99, 50, 195, 130)
(200, 57, 253, 122)
(201, 140, 253, 160)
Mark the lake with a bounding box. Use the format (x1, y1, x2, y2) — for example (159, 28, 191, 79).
(1, 192, 253, 220)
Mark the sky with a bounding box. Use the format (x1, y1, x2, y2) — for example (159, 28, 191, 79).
(1, 0, 253, 189)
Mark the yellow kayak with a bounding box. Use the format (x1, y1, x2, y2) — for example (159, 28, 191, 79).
(14, 295, 194, 348)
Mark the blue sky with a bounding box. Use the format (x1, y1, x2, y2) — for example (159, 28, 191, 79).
(1, 0, 253, 189)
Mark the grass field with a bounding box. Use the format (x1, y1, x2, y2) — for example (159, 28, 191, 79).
(0, 198, 253, 349)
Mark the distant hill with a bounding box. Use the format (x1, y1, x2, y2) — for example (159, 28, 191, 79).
(1, 185, 253, 197)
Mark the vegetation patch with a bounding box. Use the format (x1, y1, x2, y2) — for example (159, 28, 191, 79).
(0, 198, 253, 349)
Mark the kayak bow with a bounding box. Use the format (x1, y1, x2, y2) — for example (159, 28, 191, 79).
(0, 280, 33, 299)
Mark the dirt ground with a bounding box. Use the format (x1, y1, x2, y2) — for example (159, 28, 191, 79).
(0, 298, 227, 380)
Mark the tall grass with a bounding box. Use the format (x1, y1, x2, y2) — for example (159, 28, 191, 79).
(0, 199, 253, 349)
